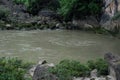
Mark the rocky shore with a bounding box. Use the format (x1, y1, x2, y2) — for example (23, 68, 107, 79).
(0, 0, 120, 33)
(29, 53, 120, 80)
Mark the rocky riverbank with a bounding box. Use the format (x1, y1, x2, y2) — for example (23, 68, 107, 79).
(0, 0, 120, 38)
(29, 53, 120, 80)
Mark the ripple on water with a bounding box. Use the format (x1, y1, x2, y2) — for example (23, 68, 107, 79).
(48, 38, 97, 47)
(17, 44, 31, 47)
(21, 47, 42, 52)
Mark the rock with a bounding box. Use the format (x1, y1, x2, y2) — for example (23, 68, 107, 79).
(104, 53, 120, 80)
(90, 69, 98, 79)
(84, 78, 90, 80)
(32, 65, 57, 80)
(5, 24, 11, 27)
(103, 0, 118, 18)
(30, 60, 56, 80)
(72, 16, 99, 30)
(47, 63, 55, 67)
(100, 0, 119, 31)
(56, 23, 62, 29)
(90, 77, 106, 80)
(73, 77, 84, 80)
(5, 24, 14, 30)
(29, 60, 47, 77)
(106, 75, 114, 80)
(73, 77, 90, 80)
(38, 60, 47, 65)
(38, 9, 60, 20)
(29, 65, 36, 77)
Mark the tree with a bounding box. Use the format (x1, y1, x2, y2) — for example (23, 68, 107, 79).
(59, 0, 102, 21)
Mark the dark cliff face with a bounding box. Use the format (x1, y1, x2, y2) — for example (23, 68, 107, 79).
(105, 53, 120, 80)
(0, 0, 13, 7)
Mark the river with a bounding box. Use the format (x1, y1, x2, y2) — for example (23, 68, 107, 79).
(0, 30, 119, 63)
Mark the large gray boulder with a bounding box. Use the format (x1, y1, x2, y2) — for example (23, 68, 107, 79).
(72, 16, 99, 30)
(31, 60, 57, 80)
(104, 53, 120, 80)
(32, 65, 57, 80)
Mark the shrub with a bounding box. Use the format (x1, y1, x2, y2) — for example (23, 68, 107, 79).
(0, 5, 10, 20)
(58, 0, 102, 21)
(49, 59, 109, 80)
(0, 57, 31, 80)
(87, 59, 109, 76)
(49, 60, 90, 80)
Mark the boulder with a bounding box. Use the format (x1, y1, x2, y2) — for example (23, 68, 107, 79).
(104, 53, 120, 80)
(38, 9, 61, 21)
(72, 16, 99, 30)
(32, 65, 57, 80)
(29, 60, 57, 80)
(106, 75, 114, 80)
(100, 0, 119, 31)
(90, 69, 98, 79)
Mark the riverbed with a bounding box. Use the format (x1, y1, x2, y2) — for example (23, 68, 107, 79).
(0, 30, 119, 63)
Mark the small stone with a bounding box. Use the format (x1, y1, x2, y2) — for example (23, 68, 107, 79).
(84, 77, 90, 80)
(47, 63, 55, 67)
(29, 65, 36, 77)
(106, 75, 114, 80)
(6, 24, 11, 27)
(73, 77, 84, 80)
(90, 69, 98, 78)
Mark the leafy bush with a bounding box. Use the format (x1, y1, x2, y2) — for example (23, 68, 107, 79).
(58, 0, 102, 21)
(0, 6, 10, 20)
(49, 59, 108, 80)
(87, 59, 109, 76)
(49, 60, 90, 80)
(0, 57, 31, 80)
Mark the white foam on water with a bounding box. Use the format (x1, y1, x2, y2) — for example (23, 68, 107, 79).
(21, 47, 42, 52)
(48, 37, 97, 47)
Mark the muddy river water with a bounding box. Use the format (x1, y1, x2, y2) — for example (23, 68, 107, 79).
(0, 30, 119, 63)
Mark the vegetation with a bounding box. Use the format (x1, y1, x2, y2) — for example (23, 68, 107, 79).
(0, 57, 32, 80)
(49, 59, 108, 80)
(0, 5, 10, 21)
(58, 0, 102, 21)
(87, 59, 109, 76)
(13, 0, 102, 18)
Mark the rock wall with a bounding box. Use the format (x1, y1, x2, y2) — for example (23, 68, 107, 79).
(100, 0, 120, 31)
(118, 0, 120, 11)
(104, 53, 120, 80)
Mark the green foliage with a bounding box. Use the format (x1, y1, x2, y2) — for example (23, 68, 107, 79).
(49, 60, 90, 80)
(0, 5, 10, 20)
(59, 0, 102, 21)
(49, 59, 108, 80)
(87, 59, 109, 76)
(0, 57, 31, 80)
(90, 27, 108, 34)
(13, 0, 29, 6)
